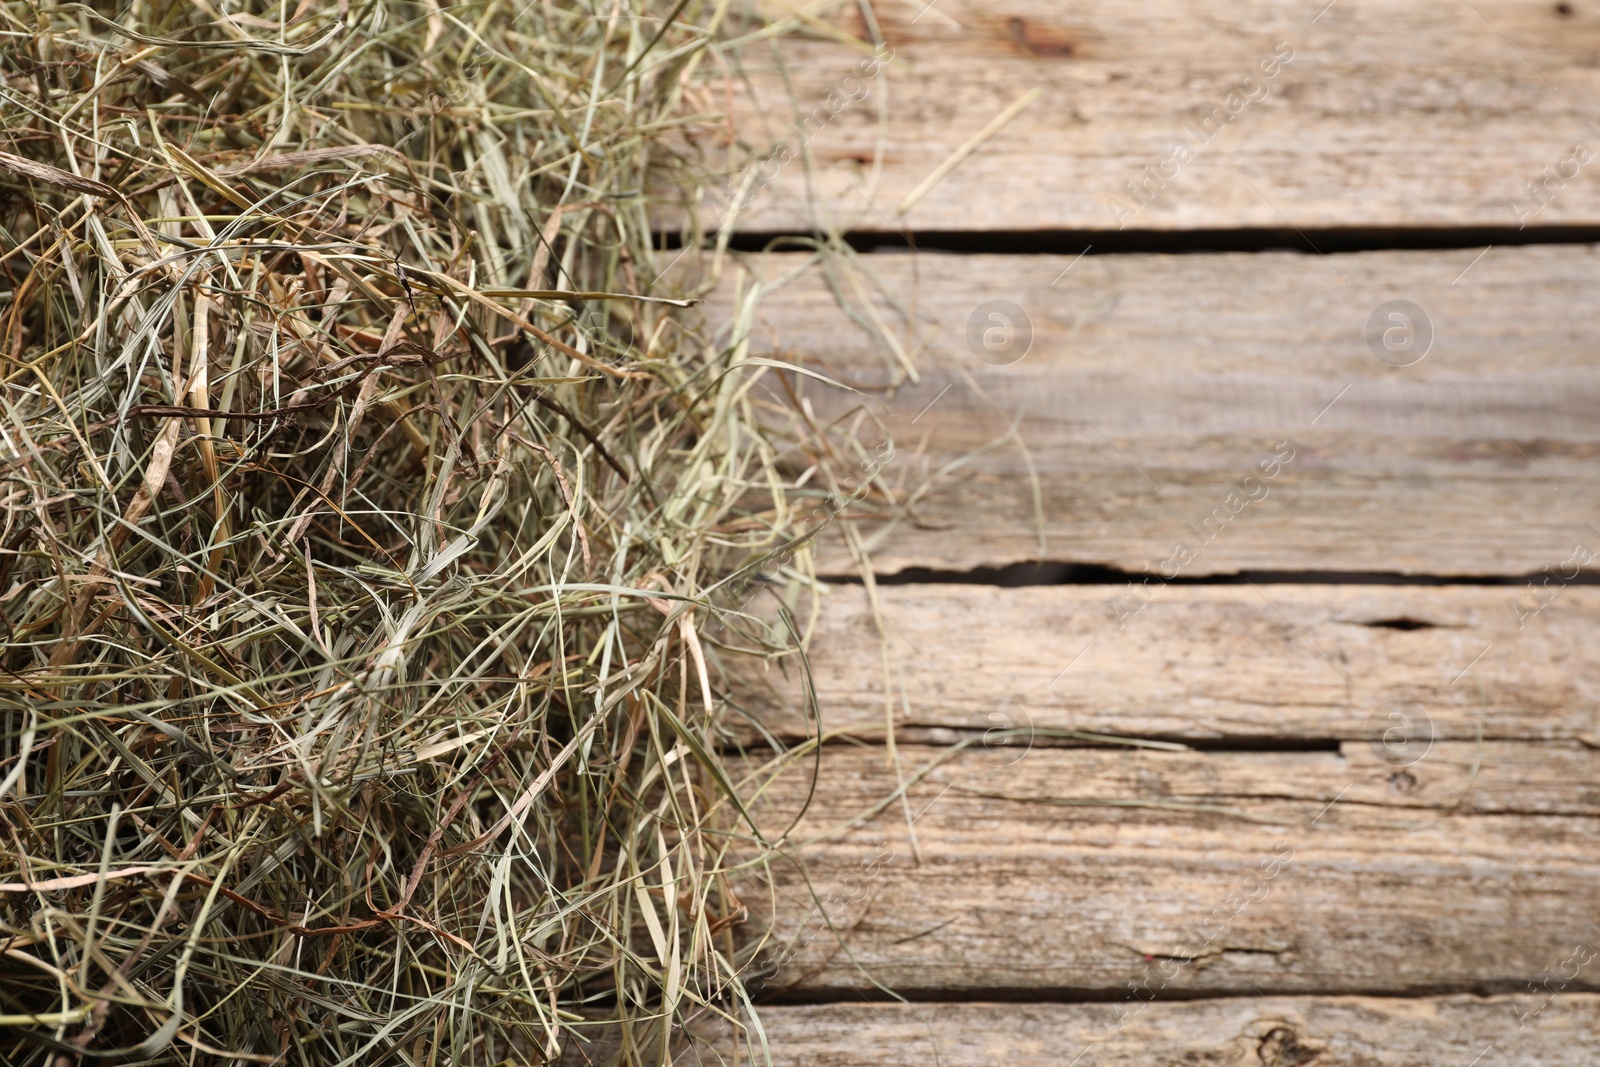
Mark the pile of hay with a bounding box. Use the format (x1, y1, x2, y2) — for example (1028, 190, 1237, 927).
(0, 2, 842, 1062)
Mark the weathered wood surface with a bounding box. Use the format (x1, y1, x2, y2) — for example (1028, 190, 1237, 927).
(706, 0, 1600, 232)
(726, 584, 1600, 744)
(681, 5, 1600, 1040)
(748, 739, 1600, 816)
(710, 246, 1600, 575)
(636, 996, 1600, 1067)
(731, 744, 1600, 997)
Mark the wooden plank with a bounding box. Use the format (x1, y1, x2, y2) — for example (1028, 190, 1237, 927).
(711, 246, 1600, 575)
(627, 996, 1600, 1067)
(703, 0, 1600, 232)
(748, 739, 1600, 816)
(729, 744, 1600, 997)
(725, 584, 1600, 745)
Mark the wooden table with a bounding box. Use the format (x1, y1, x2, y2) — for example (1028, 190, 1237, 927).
(677, 2, 1600, 1062)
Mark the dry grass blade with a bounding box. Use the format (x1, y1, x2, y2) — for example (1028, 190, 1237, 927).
(0, 1, 872, 1063)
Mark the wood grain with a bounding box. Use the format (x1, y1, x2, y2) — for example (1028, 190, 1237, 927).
(708, 246, 1600, 575)
(675, 10, 1600, 1030)
(701, 0, 1600, 232)
(728, 744, 1600, 997)
(596, 996, 1600, 1067)
(724, 584, 1600, 745)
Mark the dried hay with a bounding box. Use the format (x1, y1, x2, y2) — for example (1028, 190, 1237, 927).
(0, 1, 868, 1062)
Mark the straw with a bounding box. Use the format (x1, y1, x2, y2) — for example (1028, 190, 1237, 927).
(0, 2, 855, 1062)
